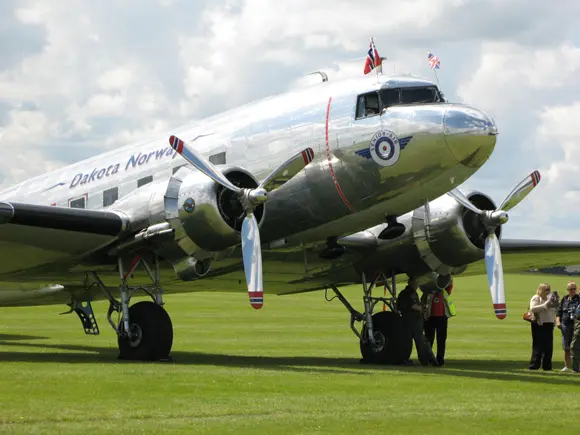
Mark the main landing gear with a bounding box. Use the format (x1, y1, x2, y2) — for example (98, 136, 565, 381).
(65, 254, 173, 361)
(327, 271, 412, 365)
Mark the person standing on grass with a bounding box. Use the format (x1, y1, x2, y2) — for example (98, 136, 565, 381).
(398, 276, 438, 367)
(570, 297, 580, 373)
(556, 281, 580, 372)
(422, 278, 457, 366)
(528, 283, 558, 371)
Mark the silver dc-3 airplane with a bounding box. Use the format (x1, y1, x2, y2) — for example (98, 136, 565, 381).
(1, 71, 579, 364)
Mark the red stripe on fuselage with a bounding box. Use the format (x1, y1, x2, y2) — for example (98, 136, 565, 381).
(325, 97, 355, 213)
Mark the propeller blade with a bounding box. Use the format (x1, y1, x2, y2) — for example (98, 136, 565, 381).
(258, 147, 315, 192)
(496, 170, 541, 212)
(484, 233, 506, 319)
(169, 135, 242, 194)
(241, 213, 263, 309)
(447, 188, 485, 215)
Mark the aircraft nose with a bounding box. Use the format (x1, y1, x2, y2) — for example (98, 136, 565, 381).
(443, 105, 498, 168)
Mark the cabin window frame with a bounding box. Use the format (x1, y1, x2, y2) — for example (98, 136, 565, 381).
(209, 151, 226, 165)
(137, 175, 153, 188)
(68, 193, 88, 209)
(103, 187, 119, 207)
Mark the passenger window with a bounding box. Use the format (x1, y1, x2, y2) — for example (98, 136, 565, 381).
(172, 164, 186, 174)
(103, 187, 119, 207)
(355, 92, 381, 119)
(137, 175, 153, 187)
(209, 151, 226, 165)
(69, 195, 86, 209)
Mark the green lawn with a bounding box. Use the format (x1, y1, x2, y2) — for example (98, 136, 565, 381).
(0, 272, 579, 434)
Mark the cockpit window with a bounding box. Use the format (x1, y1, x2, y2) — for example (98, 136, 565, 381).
(400, 87, 439, 104)
(355, 86, 444, 120)
(380, 89, 399, 106)
(356, 92, 380, 118)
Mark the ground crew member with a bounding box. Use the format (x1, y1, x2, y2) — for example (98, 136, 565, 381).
(398, 276, 438, 366)
(571, 297, 580, 373)
(422, 278, 457, 366)
(556, 281, 580, 371)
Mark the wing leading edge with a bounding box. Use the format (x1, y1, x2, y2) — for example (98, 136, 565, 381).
(460, 238, 580, 277)
(0, 202, 129, 275)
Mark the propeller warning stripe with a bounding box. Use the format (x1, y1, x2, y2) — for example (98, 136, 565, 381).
(494, 303, 507, 319)
(170, 135, 184, 154)
(301, 148, 314, 165)
(249, 291, 263, 309)
(531, 170, 541, 187)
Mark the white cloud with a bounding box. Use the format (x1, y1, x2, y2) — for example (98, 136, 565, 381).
(97, 67, 134, 91)
(529, 102, 580, 233)
(457, 41, 580, 116)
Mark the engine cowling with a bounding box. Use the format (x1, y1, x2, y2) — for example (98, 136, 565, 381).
(355, 190, 500, 292)
(110, 165, 264, 280)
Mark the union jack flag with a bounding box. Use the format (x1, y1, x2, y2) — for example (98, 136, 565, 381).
(364, 38, 382, 75)
(428, 51, 440, 70)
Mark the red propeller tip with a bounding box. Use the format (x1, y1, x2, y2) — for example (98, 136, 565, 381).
(249, 291, 263, 310)
(169, 135, 184, 154)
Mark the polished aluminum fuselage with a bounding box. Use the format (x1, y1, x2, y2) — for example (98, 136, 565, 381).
(0, 73, 497, 304)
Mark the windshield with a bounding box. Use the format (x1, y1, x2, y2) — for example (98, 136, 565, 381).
(379, 86, 443, 107)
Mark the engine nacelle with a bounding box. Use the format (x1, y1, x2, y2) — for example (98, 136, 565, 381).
(357, 190, 500, 291)
(110, 165, 264, 281)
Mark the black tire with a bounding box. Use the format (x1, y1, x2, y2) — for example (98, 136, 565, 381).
(360, 311, 412, 365)
(117, 301, 173, 361)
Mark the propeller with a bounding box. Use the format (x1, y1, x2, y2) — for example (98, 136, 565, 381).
(447, 170, 541, 319)
(169, 135, 315, 309)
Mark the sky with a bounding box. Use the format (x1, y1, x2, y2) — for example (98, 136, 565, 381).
(0, 0, 579, 240)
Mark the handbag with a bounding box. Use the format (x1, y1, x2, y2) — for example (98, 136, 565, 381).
(523, 311, 533, 323)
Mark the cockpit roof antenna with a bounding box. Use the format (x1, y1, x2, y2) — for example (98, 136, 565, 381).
(305, 71, 328, 82)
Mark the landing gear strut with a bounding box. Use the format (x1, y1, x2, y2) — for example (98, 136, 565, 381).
(88, 254, 173, 361)
(326, 271, 412, 364)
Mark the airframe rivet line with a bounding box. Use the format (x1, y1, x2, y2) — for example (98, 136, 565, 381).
(325, 96, 356, 213)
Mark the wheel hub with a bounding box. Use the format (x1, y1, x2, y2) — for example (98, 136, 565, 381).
(371, 331, 387, 353)
(127, 323, 143, 348)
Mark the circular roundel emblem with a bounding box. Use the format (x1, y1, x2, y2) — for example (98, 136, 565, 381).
(369, 130, 401, 167)
(183, 197, 195, 213)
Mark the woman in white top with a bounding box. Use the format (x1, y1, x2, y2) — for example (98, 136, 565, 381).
(528, 283, 557, 370)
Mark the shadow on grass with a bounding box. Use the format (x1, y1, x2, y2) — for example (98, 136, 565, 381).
(0, 335, 579, 385)
(0, 334, 48, 341)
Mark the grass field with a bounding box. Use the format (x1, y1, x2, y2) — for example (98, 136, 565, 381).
(1, 272, 580, 434)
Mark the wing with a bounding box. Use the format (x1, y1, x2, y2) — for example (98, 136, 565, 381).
(0, 202, 129, 276)
(460, 238, 580, 277)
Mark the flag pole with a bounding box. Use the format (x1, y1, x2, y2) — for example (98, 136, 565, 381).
(433, 68, 440, 87)
(371, 37, 380, 84)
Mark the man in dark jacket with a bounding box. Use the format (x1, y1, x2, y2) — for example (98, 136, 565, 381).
(571, 302, 580, 373)
(398, 276, 438, 366)
(556, 281, 580, 372)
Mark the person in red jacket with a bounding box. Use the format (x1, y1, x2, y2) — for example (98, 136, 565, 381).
(422, 279, 455, 366)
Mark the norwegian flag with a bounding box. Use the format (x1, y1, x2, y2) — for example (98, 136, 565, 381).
(364, 38, 382, 75)
(428, 51, 441, 70)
